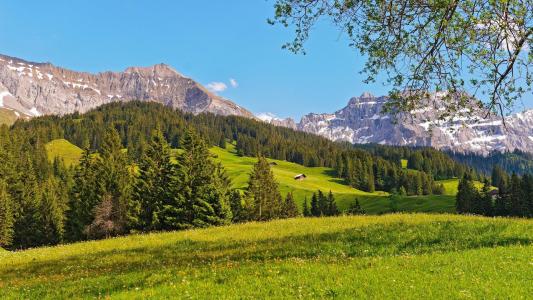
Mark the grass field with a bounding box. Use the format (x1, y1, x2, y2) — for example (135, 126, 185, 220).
(1, 214, 531, 299)
(401, 159, 408, 168)
(45, 139, 84, 167)
(45, 139, 458, 214)
(210, 144, 391, 211)
(438, 178, 488, 196)
(212, 144, 456, 214)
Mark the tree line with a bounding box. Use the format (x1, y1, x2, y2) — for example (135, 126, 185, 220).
(3, 101, 523, 249)
(456, 166, 533, 218)
(0, 125, 309, 249)
(11, 102, 470, 196)
(449, 150, 533, 176)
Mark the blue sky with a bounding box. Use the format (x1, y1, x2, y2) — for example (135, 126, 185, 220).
(0, 1, 530, 119)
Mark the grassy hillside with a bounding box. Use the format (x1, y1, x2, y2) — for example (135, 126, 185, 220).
(45, 139, 84, 167)
(1, 214, 531, 299)
(401, 158, 408, 168)
(211, 144, 390, 210)
(438, 178, 489, 196)
(45, 139, 458, 214)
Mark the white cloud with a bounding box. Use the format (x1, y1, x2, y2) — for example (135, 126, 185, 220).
(229, 78, 238, 88)
(256, 112, 279, 122)
(206, 82, 227, 93)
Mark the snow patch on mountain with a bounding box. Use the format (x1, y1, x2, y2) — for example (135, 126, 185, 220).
(0, 53, 254, 118)
(0, 90, 12, 107)
(29, 107, 41, 116)
(296, 93, 533, 155)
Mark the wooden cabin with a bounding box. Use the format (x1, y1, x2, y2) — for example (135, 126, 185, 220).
(294, 174, 307, 180)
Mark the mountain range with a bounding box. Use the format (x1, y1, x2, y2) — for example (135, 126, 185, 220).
(0, 54, 253, 119)
(1, 53, 532, 155)
(281, 92, 533, 156)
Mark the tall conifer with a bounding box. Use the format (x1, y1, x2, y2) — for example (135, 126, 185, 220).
(245, 156, 283, 221)
(176, 129, 232, 227)
(65, 149, 101, 241)
(92, 127, 136, 235)
(0, 180, 14, 248)
(302, 197, 311, 217)
(282, 192, 299, 218)
(134, 129, 179, 231)
(326, 191, 339, 216)
(310, 193, 320, 217)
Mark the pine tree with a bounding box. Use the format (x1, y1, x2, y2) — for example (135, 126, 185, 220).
(65, 149, 101, 242)
(310, 192, 320, 217)
(39, 178, 65, 245)
(456, 173, 479, 214)
(389, 192, 400, 213)
(0, 180, 14, 248)
(134, 129, 179, 231)
(433, 183, 445, 195)
(176, 129, 232, 228)
(245, 156, 283, 221)
(302, 197, 311, 217)
(12, 157, 44, 249)
(282, 192, 299, 218)
(494, 180, 510, 216)
(326, 191, 339, 216)
(509, 173, 525, 217)
(90, 127, 136, 235)
(229, 189, 244, 222)
(367, 166, 375, 192)
(415, 173, 423, 195)
(479, 179, 493, 216)
(456, 174, 467, 213)
(398, 186, 407, 196)
(491, 166, 507, 188)
(347, 199, 365, 215)
(522, 174, 533, 217)
(218, 135, 227, 149)
(317, 190, 327, 216)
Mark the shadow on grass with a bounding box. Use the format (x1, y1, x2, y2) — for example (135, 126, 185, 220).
(319, 169, 349, 186)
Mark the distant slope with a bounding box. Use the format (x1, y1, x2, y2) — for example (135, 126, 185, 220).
(1, 214, 532, 298)
(45, 139, 84, 167)
(46, 139, 458, 214)
(211, 143, 386, 210)
(437, 178, 491, 196)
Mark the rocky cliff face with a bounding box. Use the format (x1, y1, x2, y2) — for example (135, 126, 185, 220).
(296, 92, 533, 155)
(0, 54, 253, 118)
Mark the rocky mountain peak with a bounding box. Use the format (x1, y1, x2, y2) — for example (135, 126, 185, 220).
(297, 92, 533, 155)
(0, 53, 253, 119)
(360, 91, 374, 99)
(346, 92, 387, 108)
(124, 63, 182, 78)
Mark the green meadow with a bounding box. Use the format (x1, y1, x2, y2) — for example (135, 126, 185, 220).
(2, 140, 527, 299)
(45, 139, 459, 214)
(1, 214, 532, 299)
(45, 139, 84, 167)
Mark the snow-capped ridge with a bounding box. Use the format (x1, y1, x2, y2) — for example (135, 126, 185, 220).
(297, 93, 533, 155)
